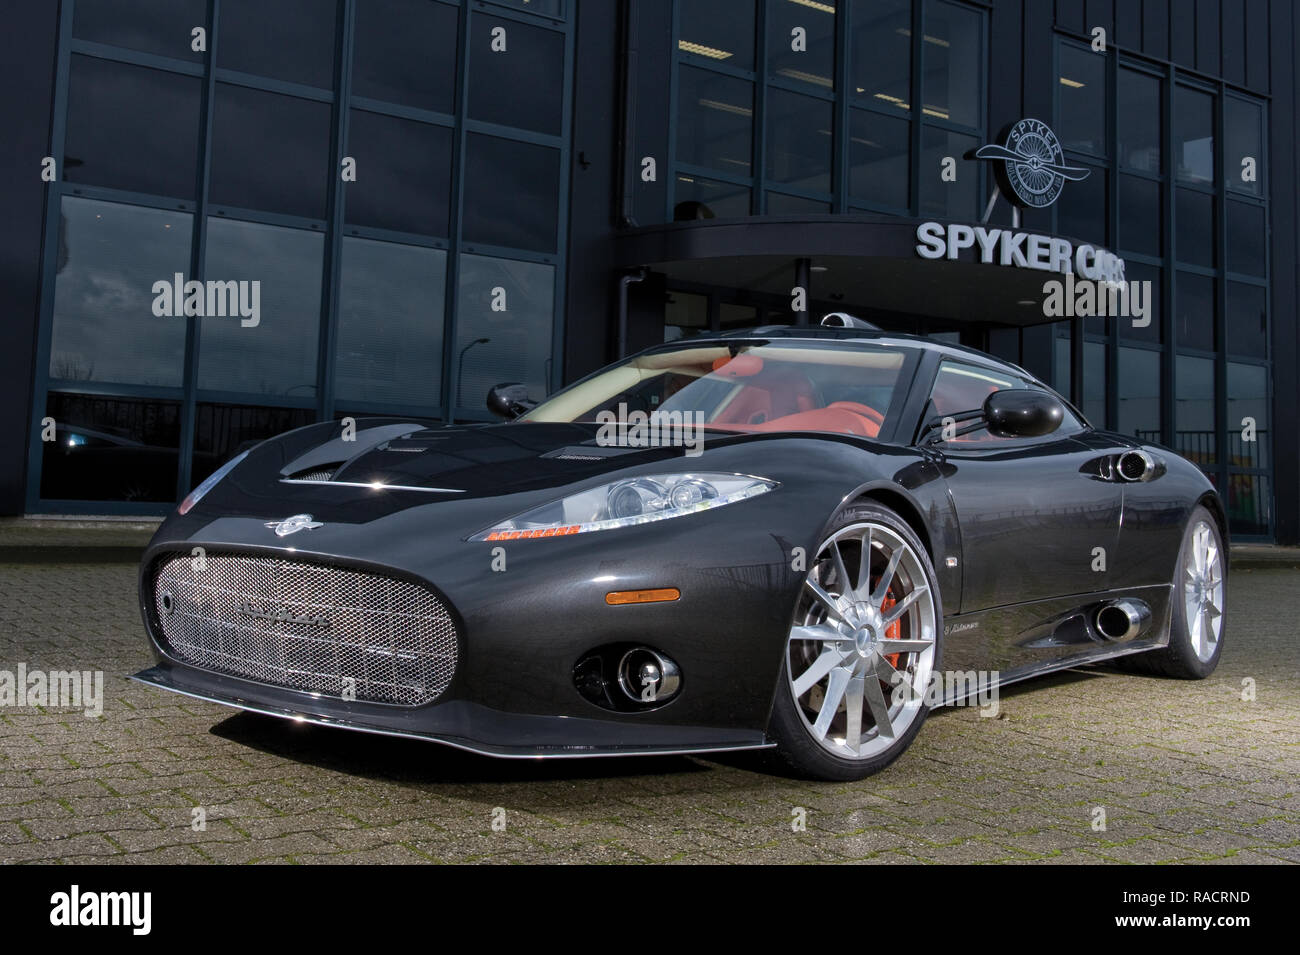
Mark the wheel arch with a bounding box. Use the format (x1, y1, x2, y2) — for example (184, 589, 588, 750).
(850, 486, 934, 562)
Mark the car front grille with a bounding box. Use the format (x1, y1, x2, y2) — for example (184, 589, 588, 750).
(149, 552, 458, 706)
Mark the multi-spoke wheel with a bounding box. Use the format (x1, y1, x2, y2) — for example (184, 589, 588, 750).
(1115, 503, 1226, 679)
(768, 502, 942, 780)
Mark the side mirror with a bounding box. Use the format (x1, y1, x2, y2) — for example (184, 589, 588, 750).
(487, 382, 537, 420)
(983, 389, 1064, 438)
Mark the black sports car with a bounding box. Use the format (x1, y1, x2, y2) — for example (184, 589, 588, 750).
(132, 320, 1227, 780)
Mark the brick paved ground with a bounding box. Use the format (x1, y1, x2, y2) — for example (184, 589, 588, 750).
(1, 562, 1296, 864)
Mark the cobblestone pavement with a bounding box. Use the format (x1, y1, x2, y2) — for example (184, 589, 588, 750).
(1, 562, 1296, 864)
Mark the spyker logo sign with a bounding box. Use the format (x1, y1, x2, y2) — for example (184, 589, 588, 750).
(265, 513, 323, 537)
(237, 600, 330, 629)
(974, 119, 1091, 209)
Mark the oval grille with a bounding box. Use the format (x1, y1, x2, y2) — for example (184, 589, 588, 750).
(150, 552, 457, 706)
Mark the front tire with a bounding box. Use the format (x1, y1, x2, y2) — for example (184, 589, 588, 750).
(768, 502, 943, 781)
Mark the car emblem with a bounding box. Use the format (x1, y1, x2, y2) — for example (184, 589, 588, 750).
(973, 118, 1091, 209)
(265, 513, 323, 537)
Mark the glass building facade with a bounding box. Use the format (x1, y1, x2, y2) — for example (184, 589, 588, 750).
(0, 0, 1295, 544)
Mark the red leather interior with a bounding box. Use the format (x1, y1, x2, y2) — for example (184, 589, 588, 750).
(721, 407, 882, 438)
(713, 370, 817, 425)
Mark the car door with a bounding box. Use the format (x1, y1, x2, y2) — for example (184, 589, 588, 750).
(921, 359, 1124, 615)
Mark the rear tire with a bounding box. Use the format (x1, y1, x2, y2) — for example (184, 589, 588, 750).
(767, 502, 943, 781)
(1114, 504, 1225, 679)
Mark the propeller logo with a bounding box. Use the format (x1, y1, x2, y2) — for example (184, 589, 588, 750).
(974, 118, 1091, 209)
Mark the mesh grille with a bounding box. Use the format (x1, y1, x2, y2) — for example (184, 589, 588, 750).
(151, 552, 458, 706)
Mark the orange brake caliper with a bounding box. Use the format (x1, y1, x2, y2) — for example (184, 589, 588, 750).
(880, 592, 903, 668)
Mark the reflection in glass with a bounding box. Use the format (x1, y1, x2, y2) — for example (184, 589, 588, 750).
(462, 134, 560, 252)
(210, 83, 331, 220)
(353, 0, 458, 113)
(1118, 68, 1162, 172)
(335, 238, 446, 408)
(49, 198, 191, 388)
(676, 67, 753, 174)
(454, 255, 554, 413)
(1224, 97, 1263, 196)
(675, 176, 751, 219)
(850, 0, 910, 112)
(1226, 282, 1267, 358)
(765, 89, 832, 193)
(1228, 475, 1270, 536)
(73, 0, 207, 62)
(191, 403, 314, 486)
(1118, 347, 1161, 439)
(850, 109, 909, 209)
(679, 0, 756, 72)
(468, 14, 565, 136)
(920, 127, 979, 220)
(65, 55, 202, 200)
(1227, 362, 1269, 470)
(921, 0, 983, 128)
(1175, 353, 1215, 466)
(768, 0, 835, 89)
(346, 110, 453, 237)
(1174, 85, 1214, 185)
(1058, 44, 1106, 155)
(198, 217, 323, 397)
(41, 393, 181, 502)
(218, 0, 339, 89)
(1175, 271, 1214, 352)
(665, 291, 708, 342)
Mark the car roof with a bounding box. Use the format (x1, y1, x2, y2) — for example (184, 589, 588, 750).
(663, 324, 1037, 382)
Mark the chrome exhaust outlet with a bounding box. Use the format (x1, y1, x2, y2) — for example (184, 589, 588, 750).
(1093, 599, 1151, 641)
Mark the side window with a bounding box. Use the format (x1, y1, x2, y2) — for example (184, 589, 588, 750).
(926, 360, 1081, 446)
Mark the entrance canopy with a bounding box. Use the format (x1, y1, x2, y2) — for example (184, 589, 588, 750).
(613, 215, 1118, 328)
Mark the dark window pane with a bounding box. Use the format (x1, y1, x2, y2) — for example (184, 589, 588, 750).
(768, 0, 835, 90)
(920, 127, 979, 220)
(454, 255, 554, 412)
(1227, 362, 1269, 470)
(679, 0, 755, 72)
(1225, 97, 1263, 196)
(346, 110, 452, 236)
(674, 175, 751, 219)
(209, 83, 331, 219)
(922, 0, 983, 129)
(1052, 331, 1071, 398)
(462, 134, 560, 252)
(1083, 339, 1106, 427)
(1118, 68, 1162, 173)
(40, 393, 181, 502)
(1226, 200, 1266, 277)
(1226, 282, 1267, 358)
(1120, 262, 1162, 344)
(1175, 271, 1215, 351)
(1227, 474, 1271, 536)
(191, 403, 314, 486)
(217, 0, 338, 88)
(49, 197, 191, 388)
(1175, 353, 1215, 465)
(1175, 188, 1214, 267)
(676, 67, 753, 174)
(665, 291, 708, 341)
(468, 14, 564, 135)
(1174, 85, 1214, 185)
(849, 109, 910, 209)
(850, 0, 910, 112)
(719, 303, 759, 329)
(1058, 43, 1106, 155)
(489, 0, 564, 16)
(1117, 347, 1161, 440)
(765, 89, 832, 193)
(1057, 165, 1106, 242)
(353, 0, 458, 113)
(198, 218, 323, 397)
(65, 55, 201, 199)
(765, 192, 830, 214)
(73, 0, 207, 61)
(335, 238, 446, 408)
(1119, 175, 1162, 257)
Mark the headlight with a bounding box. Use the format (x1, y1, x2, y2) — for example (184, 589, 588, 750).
(470, 472, 777, 541)
(178, 450, 249, 515)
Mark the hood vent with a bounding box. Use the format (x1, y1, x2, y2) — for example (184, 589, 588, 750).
(289, 465, 341, 483)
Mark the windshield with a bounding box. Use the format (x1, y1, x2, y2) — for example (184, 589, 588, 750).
(525, 339, 912, 439)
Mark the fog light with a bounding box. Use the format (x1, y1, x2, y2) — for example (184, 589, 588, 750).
(617, 647, 681, 704)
